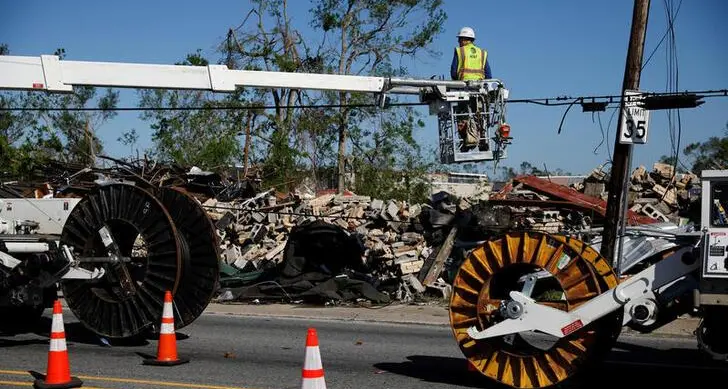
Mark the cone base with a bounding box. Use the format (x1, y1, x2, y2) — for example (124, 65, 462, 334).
(142, 356, 190, 366)
(301, 376, 326, 389)
(33, 376, 83, 389)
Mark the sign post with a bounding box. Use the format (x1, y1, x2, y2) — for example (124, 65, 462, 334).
(619, 90, 650, 145)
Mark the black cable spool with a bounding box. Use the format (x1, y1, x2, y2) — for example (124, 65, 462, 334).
(155, 187, 219, 331)
(60, 183, 183, 339)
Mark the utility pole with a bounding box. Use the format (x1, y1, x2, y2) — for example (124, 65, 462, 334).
(600, 0, 650, 270)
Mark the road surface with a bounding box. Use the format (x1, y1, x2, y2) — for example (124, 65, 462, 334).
(1, 310, 726, 388)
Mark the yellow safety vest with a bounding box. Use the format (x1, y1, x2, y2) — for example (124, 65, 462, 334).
(456, 43, 487, 81)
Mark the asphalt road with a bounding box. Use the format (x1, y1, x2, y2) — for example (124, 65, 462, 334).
(1, 311, 727, 389)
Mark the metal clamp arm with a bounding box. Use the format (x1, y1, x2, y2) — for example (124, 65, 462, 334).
(467, 246, 699, 340)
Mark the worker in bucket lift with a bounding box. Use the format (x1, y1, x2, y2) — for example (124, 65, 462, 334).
(451, 26, 492, 152)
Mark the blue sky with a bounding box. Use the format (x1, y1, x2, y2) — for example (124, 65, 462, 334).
(2, 0, 726, 176)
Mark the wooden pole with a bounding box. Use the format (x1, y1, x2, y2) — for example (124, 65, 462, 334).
(600, 0, 651, 271)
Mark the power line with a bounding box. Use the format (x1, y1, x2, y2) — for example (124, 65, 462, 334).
(662, 0, 692, 178)
(1, 89, 726, 112)
(641, 0, 683, 71)
(508, 89, 727, 106)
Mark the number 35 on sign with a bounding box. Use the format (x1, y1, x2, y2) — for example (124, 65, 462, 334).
(619, 90, 650, 144)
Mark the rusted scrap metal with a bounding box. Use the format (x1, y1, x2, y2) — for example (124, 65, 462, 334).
(498, 175, 657, 225)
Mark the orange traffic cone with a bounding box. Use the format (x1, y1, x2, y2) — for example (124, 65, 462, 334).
(301, 328, 326, 389)
(143, 291, 189, 366)
(34, 300, 83, 389)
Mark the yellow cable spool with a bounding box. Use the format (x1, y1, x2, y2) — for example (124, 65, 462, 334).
(449, 230, 622, 388)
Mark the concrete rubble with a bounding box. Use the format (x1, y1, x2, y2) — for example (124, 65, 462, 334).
(570, 162, 701, 225)
(203, 189, 454, 304)
(204, 161, 704, 305)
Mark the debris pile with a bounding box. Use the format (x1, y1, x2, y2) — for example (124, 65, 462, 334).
(570, 162, 701, 225)
(489, 173, 657, 236)
(205, 190, 464, 304)
(4, 157, 707, 306)
(625, 163, 701, 224)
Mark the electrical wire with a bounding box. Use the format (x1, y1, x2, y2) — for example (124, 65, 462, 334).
(642, 0, 683, 71)
(604, 106, 619, 163)
(665, 0, 677, 166)
(591, 106, 618, 163)
(2, 89, 725, 112)
(664, 0, 685, 188)
(556, 98, 580, 134)
(592, 111, 606, 155)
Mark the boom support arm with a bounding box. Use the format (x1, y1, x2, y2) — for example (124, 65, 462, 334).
(0, 54, 511, 164)
(0, 55, 469, 95)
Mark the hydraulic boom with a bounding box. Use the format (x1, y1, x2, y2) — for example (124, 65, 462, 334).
(0, 54, 512, 163)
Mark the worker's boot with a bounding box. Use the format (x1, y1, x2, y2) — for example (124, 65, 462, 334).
(478, 138, 489, 151)
(464, 118, 479, 151)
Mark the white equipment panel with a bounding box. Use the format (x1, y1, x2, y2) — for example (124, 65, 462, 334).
(701, 170, 728, 278)
(705, 231, 728, 277)
(0, 198, 81, 235)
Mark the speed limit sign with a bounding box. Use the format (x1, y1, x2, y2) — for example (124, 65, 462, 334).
(619, 90, 650, 144)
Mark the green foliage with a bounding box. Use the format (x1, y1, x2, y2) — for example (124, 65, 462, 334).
(498, 166, 518, 180)
(0, 124, 64, 180)
(310, 0, 446, 69)
(1, 45, 117, 179)
(117, 129, 139, 155)
(220, 2, 313, 188)
(176, 50, 209, 66)
(138, 51, 244, 170)
(349, 107, 436, 202)
(682, 123, 728, 172)
(659, 154, 678, 167)
(21, 85, 118, 164)
(659, 122, 728, 173)
(214, 0, 447, 195)
(352, 147, 434, 204)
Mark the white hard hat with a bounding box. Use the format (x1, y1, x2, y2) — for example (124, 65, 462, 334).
(457, 26, 475, 39)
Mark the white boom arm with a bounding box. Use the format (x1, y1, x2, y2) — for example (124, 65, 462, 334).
(0, 54, 471, 95)
(0, 54, 511, 164)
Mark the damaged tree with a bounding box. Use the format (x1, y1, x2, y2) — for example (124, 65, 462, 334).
(221, 0, 445, 196)
(308, 0, 447, 194)
(1, 45, 118, 179)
